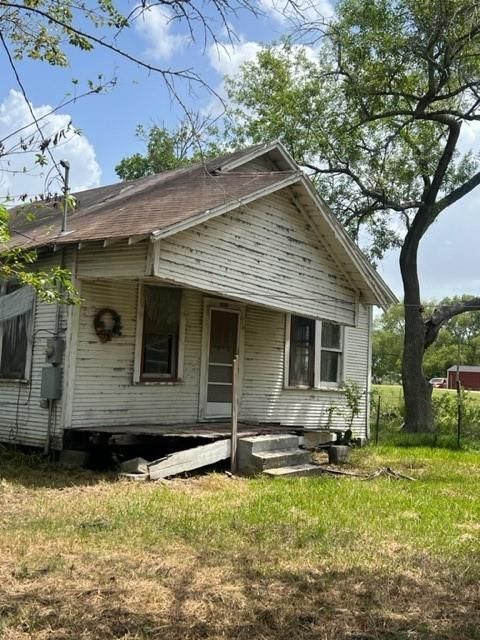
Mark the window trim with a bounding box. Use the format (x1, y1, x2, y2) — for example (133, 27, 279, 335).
(133, 281, 185, 384)
(0, 282, 35, 382)
(284, 313, 344, 390)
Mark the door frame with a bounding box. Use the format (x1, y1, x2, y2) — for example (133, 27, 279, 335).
(199, 297, 245, 421)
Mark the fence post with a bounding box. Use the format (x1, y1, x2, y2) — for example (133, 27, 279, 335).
(456, 380, 462, 448)
(375, 394, 381, 445)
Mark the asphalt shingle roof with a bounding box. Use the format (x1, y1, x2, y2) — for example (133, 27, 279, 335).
(7, 144, 297, 249)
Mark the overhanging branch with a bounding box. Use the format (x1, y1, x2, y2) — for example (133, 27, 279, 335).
(424, 298, 480, 349)
(436, 169, 480, 212)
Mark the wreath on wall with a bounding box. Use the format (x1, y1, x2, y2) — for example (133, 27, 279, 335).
(93, 308, 122, 343)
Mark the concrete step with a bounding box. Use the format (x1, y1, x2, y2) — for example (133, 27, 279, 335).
(263, 463, 325, 478)
(238, 434, 299, 454)
(252, 448, 311, 470)
(300, 430, 336, 448)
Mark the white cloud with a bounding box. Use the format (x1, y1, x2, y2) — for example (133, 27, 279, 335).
(135, 5, 188, 60)
(208, 40, 262, 77)
(259, 0, 334, 23)
(0, 89, 101, 200)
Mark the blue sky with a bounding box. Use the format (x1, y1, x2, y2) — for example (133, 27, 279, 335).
(1, 0, 479, 304)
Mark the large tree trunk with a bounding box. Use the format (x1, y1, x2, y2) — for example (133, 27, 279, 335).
(400, 228, 435, 433)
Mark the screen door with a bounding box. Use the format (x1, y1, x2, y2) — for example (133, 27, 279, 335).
(205, 308, 239, 418)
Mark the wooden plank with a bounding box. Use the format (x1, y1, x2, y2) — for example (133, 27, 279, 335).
(128, 234, 148, 245)
(147, 438, 231, 480)
(103, 238, 125, 247)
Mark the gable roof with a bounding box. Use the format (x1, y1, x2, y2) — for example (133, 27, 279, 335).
(6, 141, 396, 309)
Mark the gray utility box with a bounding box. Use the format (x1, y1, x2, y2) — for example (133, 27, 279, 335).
(45, 336, 65, 365)
(41, 366, 63, 400)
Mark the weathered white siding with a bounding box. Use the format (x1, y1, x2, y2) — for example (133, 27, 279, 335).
(154, 190, 358, 325)
(76, 241, 148, 278)
(70, 280, 203, 428)
(239, 303, 371, 436)
(0, 254, 68, 449)
(69, 277, 369, 436)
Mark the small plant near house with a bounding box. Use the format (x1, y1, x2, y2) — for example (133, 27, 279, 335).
(342, 380, 363, 429)
(324, 405, 337, 430)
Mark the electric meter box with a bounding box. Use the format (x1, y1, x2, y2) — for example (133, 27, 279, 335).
(45, 336, 65, 364)
(41, 366, 63, 400)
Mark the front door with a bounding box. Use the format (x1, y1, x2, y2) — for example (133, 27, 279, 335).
(203, 307, 240, 419)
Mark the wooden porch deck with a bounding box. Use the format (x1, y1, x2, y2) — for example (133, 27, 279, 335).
(69, 421, 298, 440)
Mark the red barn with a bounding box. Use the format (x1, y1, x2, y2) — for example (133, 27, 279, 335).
(447, 365, 480, 390)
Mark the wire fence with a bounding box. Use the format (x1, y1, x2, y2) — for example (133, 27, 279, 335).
(369, 387, 480, 449)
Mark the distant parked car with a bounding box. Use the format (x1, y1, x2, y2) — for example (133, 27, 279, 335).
(429, 377, 447, 388)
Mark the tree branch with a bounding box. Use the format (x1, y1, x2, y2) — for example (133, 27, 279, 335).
(0, 2, 206, 86)
(436, 169, 480, 213)
(425, 298, 480, 349)
(304, 163, 421, 212)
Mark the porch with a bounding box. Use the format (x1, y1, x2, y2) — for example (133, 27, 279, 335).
(67, 420, 294, 440)
(62, 420, 339, 478)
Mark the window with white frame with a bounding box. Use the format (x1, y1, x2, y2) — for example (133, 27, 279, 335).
(0, 282, 34, 380)
(287, 314, 343, 387)
(139, 285, 182, 381)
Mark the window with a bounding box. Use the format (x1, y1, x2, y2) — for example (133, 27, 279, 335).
(287, 315, 343, 387)
(139, 285, 182, 381)
(0, 283, 34, 380)
(320, 322, 342, 383)
(289, 316, 315, 387)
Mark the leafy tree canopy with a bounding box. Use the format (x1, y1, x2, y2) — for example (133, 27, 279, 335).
(0, 204, 78, 302)
(115, 118, 224, 180)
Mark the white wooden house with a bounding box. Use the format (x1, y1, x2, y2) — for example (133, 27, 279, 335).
(0, 142, 395, 452)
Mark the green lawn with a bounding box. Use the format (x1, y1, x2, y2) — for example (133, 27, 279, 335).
(0, 445, 479, 639)
(373, 383, 480, 404)
(372, 384, 480, 404)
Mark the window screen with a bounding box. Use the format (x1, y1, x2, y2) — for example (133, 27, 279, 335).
(141, 286, 181, 379)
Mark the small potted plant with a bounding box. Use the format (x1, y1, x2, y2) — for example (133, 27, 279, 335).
(328, 381, 363, 464)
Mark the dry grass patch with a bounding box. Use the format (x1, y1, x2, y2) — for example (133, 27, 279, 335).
(0, 446, 479, 639)
(1, 549, 478, 640)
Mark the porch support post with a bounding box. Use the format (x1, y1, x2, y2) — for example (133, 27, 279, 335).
(231, 355, 239, 473)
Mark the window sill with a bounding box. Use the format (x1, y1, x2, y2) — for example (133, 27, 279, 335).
(284, 384, 344, 392)
(0, 377, 30, 384)
(133, 378, 184, 386)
